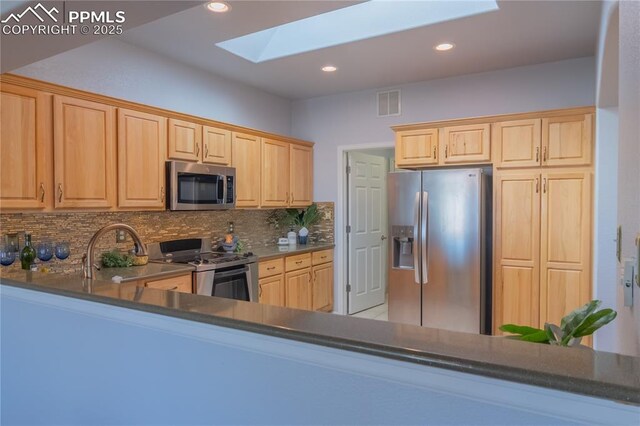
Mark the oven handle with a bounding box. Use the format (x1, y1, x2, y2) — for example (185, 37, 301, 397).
(220, 175, 227, 204)
(214, 266, 249, 279)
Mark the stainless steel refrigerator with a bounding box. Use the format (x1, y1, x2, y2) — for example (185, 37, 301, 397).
(387, 168, 492, 334)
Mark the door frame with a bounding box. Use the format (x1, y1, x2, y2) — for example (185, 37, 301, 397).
(334, 141, 394, 315)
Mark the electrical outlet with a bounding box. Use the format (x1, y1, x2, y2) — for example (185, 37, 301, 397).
(115, 230, 127, 243)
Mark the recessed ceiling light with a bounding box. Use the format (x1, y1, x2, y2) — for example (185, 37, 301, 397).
(322, 65, 337, 72)
(434, 42, 455, 52)
(207, 2, 230, 13)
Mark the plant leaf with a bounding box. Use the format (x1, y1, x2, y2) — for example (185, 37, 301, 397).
(520, 330, 550, 343)
(499, 324, 544, 336)
(560, 300, 601, 335)
(544, 323, 558, 343)
(573, 309, 617, 337)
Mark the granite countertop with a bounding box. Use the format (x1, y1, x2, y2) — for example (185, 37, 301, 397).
(251, 243, 335, 260)
(1, 271, 639, 405)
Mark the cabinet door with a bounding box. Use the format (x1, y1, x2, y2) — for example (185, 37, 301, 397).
(540, 172, 591, 329)
(395, 129, 438, 167)
(285, 268, 312, 310)
(442, 124, 491, 164)
(0, 84, 52, 209)
(259, 275, 285, 307)
(232, 132, 261, 207)
(312, 262, 333, 312)
(53, 95, 115, 209)
(144, 274, 193, 294)
(494, 172, 541, 333)
(168, 118, 201, 162)
(203, 125, 231, 165)
(542, 114, 592, 167)
(117, 109, 167, 209)
(493, 119, 541, 168)
(261, 138, 290, 207)
(290, 144, 313, 207)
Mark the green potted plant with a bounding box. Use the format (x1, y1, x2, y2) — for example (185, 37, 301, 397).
(283, 203, 322, 245)
(500, 300, 616, 347)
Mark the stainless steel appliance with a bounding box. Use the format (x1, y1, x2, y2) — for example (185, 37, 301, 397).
(166, 161, 235, 210)
(148, 238, 258, 302)
(388, 168, 492, 334)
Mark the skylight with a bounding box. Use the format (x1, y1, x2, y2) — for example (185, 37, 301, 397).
(216, 0, 499, 63)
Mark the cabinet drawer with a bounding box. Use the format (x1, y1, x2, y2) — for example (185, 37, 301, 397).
(285, 253, 312, 272)
(143, 273, 192, 293)
(259, 258, 284, 278)
(312, 249, 333, 265)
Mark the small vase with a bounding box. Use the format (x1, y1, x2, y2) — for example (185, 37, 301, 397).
(298, 226, 309, 245)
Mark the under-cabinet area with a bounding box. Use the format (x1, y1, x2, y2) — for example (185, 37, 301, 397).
(0, 76, 314, 212)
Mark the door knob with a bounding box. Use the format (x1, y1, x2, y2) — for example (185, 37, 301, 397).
(381, 235, 387, 241)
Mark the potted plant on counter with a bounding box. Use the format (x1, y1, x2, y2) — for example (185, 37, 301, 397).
(500, 300, 616, 347)
(283, 203, 322, 245)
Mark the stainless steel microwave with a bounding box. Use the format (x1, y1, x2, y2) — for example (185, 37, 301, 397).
(166, 161, 235, 210)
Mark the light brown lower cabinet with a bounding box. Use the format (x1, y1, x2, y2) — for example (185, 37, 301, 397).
(143, 274, 193, 293)
(494, 170, 592, 339)
(258, 275, 285, 307)
(258, 249, 334, 311)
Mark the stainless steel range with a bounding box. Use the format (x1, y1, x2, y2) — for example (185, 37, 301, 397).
(148, 238, 258, 302)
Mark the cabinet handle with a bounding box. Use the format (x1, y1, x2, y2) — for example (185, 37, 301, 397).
(543, 146, 547, 162)
(535, 178, 539, 193)
(295, 261, 303, 264)
(536, 147, 539, 162)
(291, 193, 295, 203)
(259, 285, 263, 298)
(160, 186, 165, 200)
(40, 183, 45, 202)
(267, 266, 275, 270)
(433, 146, 437, 159)
(57, 183, 63, 203)
(195, 143, 200, 157)
(169, 286, 178, 291)
(286, 192, 289, 203)
(445, 146, 448, 159)
(321, 256, 326, 259)
(543, 178, 547, 193)
(204, 143, 209, 158)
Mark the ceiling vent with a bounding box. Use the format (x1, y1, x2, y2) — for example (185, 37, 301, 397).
(377, 90, 401, 117)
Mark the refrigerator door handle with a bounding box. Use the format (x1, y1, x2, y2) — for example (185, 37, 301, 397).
(413, 192, 420, 284)
(421, 191, 429, 284)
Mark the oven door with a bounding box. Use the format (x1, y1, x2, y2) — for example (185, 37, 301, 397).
(195, 265, 256, 302)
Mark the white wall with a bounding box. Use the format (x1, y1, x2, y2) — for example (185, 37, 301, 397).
(291, 57, 596, 315)
(14, 38, 292, 135)
(616, 0, 640, 354)
(292, 56, 596, 202)
(2, 285, 638, 425)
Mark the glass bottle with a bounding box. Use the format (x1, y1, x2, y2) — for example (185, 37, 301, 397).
(20, 233, 36, 270)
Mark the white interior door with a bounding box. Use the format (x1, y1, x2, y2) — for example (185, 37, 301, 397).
(347, 152, 388, 314)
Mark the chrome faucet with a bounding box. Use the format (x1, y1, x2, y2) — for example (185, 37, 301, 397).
(83, 223, 148, 279)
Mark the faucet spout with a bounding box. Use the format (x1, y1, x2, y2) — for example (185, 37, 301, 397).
(84, 224, 148, 279)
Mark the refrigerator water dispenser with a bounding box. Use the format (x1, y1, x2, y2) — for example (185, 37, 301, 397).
(392, 225, 415, 269)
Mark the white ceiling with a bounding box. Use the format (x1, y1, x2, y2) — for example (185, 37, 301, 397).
(118, 0, 601, 100)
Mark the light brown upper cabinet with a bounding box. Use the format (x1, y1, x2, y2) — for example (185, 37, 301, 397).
(395, 128, 439, 167)
(290, 144, 313, 207)
(539, 171, 591, 328)
(441, 123, 491, 164)
(261, 138, 290, 207)
(168, 118, 202, 162)
(53, 95, 116, 209)
(542, 114, 592, 167)
(0, 84, 52, 210)
(232, 132, 261, 208)
(493, 119, 542, 168)
(202, 125, 231, 165)
(117, 109, 167, 209)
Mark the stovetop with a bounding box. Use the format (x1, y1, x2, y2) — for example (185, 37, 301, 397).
(147, 237, 257, 272)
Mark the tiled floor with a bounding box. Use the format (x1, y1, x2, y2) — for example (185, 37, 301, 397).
(350, 297, 388, 322)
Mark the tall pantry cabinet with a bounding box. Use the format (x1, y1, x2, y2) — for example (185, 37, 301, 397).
(493, 113, 593, 334)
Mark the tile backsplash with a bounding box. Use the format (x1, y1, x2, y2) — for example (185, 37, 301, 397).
(0, 202, 334, 274)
